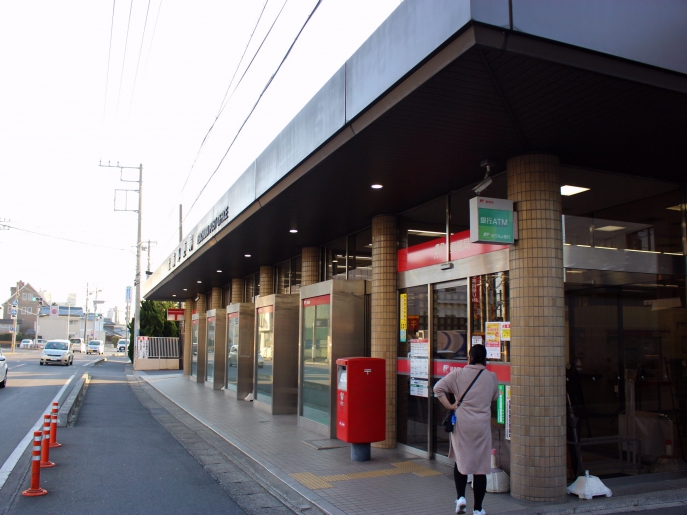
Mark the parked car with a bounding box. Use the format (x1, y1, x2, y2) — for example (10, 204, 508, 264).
(0, 348, 7, 388)
(228, 345, 263, 367)
(40, 340, 73, 366)
(116, 340, 128, 352)
(19, 339, 34, 349)
(36, 339, 47, 349)
(87, 340, 104, 355)
(70, 338, 86, 353)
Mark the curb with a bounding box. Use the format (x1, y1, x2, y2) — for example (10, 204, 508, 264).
(57, 373, 90, 427)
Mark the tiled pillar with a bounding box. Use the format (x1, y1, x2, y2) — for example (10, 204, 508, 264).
(507, 154, 566, 502)
(301, 247, 320, 286)
(259, 266, 274, 296)
(211, 287, 222, 310)
(183, 299, 193, 376)
(371, 215, 397, 449)
(231, 278, 243, 304)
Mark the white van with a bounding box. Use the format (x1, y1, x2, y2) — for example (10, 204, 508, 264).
(87, 340, 104, 355)
(70, 338, 86, 353)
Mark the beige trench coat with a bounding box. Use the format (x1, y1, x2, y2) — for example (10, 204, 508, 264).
(434, 364, 499, 475)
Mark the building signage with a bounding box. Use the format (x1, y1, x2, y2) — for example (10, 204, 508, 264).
(496, 384, 505, 424)
(505, 385, 511, 441)
(500, 322, 511, 341)
(399, 293, 407, 343)
(167, 308, 185, 321)
(196, 207, 229, 246)
(125, 286, 132, 303)
(469, 197, 514, 244)
(398, 229, 507, 272)
(49, 306, 59, 317)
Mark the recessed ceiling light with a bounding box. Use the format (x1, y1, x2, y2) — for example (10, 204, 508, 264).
(244, 254, 251, 257)
(408, 229, 446, 237)
(197, 280, 202, 284)
(183, 288, 188, 291)
(595, 225, 625, 232)
(371, 184, 383, 189)
(216, 270, 222, 273)
(172, 294, 177, 297)
(332, 260, 338, 263)
(561, 185, 590, 196)
(667, 205, 681, 211)
(289, 229, 298, 233)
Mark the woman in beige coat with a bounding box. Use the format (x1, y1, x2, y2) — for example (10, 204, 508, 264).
(434, 345, 498, 515)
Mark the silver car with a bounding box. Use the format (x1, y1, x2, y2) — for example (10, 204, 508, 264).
(0, 348, 7, 388)
(40, 340, 74, 366)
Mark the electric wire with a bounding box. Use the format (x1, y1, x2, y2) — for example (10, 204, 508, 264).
(128, 0, 152, 116)
(184, 0, 323, 223)
(179, 0, 273, 197)
(115, 0, 135, 118)
(142, 0, 163, 79)
(4, 225, 133, 253)
(104, 0, 117, 118)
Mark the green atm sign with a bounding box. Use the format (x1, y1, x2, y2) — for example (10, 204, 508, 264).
(496, 384, 505, 424)
(469, 197, 514, 244)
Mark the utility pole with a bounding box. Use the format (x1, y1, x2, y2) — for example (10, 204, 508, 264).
(100, 161, 143, 359)
(141, 240, 157, 276)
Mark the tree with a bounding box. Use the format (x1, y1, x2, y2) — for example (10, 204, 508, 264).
(127, 300, 180, 361)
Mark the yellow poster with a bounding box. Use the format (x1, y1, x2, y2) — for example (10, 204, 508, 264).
(500, 322, 511, 341)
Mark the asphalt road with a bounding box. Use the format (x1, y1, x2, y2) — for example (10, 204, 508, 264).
(2, 353, 245, 515)
(0, 347, 102, 471)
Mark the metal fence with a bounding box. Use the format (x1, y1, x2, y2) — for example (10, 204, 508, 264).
(137, 337, 180, 359)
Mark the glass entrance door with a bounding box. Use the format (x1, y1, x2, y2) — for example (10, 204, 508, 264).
(256, 307, 274, 404)
(206, 316, 216, 383)
(226, 313, 239, 392)
(191, 319, 199, 377)
(431, 280, 468, 459)
(300, 298, 331, 426)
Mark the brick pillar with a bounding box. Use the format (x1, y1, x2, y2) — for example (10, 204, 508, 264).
(211, 287, 222, 310)
(507, 154, 566, 502)
(301, 247, 319, 286)
(231, 279, 243, 304)
(183, 299, 193, 376)
(259, 266, 274, 296)
(371, 215, 397, 449)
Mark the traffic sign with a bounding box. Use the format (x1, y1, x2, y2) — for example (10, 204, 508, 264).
(11, 299, 18, 306)
(11, 309, 17, 316)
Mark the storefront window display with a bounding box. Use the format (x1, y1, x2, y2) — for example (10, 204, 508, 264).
(471, 272, 510, 362)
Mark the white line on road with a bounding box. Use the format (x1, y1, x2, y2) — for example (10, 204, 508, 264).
(0, 374, 76, 492)
(10, 364, 26, 369)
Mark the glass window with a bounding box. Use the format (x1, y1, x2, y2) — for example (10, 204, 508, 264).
(397, 286, 429, 453)
(191, 320, 199, 376)
(300, 301, 331, 425)
(400, 197, 447, 250)
(256, 308, 274, 404)
(206, 317, 215, 382)
(291, 255, 302, 293)
(276, 261, 290, 294)
(226, 314, 239, 391)
(322, 237, 347, 281)
(470, 272, 510, 362)
(245, 274, 256, 302)
(348, 228, 372, 280)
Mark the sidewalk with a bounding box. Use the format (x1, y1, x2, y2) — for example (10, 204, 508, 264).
(137, 370, 687, 515)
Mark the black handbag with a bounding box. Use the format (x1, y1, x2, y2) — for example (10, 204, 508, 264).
(442, 369, 484, 433)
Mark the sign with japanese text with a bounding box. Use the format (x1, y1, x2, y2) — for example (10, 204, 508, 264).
(497, 384, 505, 424)
(500, 322, 511, 341)
(399, 293, 407, 343)
(469, 197, 514, 244)
(485, 321, 501, 359)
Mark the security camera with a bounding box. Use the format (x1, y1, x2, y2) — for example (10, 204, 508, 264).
(473, 159, 496, 195)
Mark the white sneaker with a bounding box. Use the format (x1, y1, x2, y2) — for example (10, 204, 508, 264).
(473, 510, 486, 515)
(455, 497, 467, 514)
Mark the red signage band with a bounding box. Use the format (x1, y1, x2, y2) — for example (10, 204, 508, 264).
(167, 308, 184, 315)
(302, 294, 331, 307)
(257, 305, 274, 314)
(207, 316, 216, 323)
(398, 229, 507, 272)
(397, 358, 511, 383)
(227, 312, 239, 319)
(192, 319, 199, 325)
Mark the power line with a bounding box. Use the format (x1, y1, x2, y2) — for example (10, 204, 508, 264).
(142, 0, 163, 79)
(115, 0, 135, 118)
(179, 0, 274, 197)
(104, 0, 117, 118)
(128, 0, 152, 116)
(4, 224, 133, 253)
(185, 0, 323, 223)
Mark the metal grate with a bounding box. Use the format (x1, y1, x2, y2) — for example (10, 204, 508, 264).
(146, 337, 180, 358)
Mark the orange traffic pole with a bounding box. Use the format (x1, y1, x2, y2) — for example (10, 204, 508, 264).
(40, 415, 55, 468)
(22, 431, 48, 496)
(49, 403, 61, 448)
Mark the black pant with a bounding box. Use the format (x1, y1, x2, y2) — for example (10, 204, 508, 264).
(454, 464, 486, 511)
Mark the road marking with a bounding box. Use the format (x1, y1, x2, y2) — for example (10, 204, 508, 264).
(290, 462, 443, 490)
(83, 359, 103, 367)
(11, 364, 26, 369)
(0, 374, 76, 491)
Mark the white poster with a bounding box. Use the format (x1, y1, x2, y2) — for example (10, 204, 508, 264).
(485, 321, 501, 360)
(136, 336, 149, 359)
(409, 339, 428, 397)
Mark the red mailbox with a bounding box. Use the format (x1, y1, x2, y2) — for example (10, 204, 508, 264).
(336, 357, 385, 459)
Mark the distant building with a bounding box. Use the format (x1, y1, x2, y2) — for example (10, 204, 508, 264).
(1, 282, 49, 338)
(37, 306, 105, 342)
